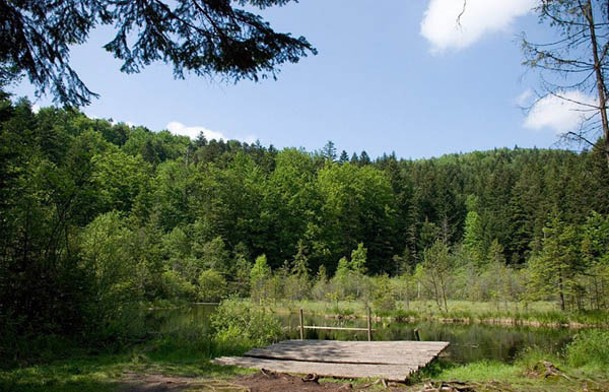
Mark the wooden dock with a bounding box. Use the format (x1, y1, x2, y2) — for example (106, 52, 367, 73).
(213, 340, 449, 382)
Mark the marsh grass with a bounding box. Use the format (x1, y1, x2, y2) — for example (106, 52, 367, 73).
(411, 346, 609, 392)
(566, 329, 609, 369)
(276, 299, 609, 327)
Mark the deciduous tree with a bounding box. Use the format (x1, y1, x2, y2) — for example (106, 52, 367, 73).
(523, 0, 609, 167)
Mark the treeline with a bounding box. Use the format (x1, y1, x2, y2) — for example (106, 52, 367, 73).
(2, 95, 609, 346)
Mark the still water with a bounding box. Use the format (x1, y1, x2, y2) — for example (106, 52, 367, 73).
(151, 305, 574, 364)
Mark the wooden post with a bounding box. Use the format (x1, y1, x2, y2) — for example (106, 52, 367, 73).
(367, 307, 372, 341)
(299, 308, 305, 340)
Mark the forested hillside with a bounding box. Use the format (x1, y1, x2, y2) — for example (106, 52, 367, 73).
(2, 96, 609, 346)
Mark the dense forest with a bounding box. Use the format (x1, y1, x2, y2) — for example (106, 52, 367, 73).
(2, 94, 609, 349)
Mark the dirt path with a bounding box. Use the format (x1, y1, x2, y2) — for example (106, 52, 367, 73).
(118, 370, 407, 392)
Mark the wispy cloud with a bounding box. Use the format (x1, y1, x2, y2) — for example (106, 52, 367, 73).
(515, 89, 534, 107)
(523, 91, 598, 134)
(166, 121, 256, 143)
(420, 0, 535, 53)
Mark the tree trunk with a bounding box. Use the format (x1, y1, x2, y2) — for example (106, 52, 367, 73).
(558, 274, 566, 311)
(583, 0, 609, 168)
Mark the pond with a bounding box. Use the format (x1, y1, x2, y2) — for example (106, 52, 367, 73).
(282, 312, 574, 364)
(150, 304, 574, 365)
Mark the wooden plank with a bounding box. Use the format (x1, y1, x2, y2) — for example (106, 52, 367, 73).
(246, 340, 449, 358)
(213, 356, 420, 381)
(299, 309, 305, 340)
(303, 326, 376, 332)
(243, 340, 449, 366)
(213, 340, 450, 381)
(367, 307, 372, 341)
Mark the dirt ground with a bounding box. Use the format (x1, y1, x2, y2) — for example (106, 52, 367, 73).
(118, 370, 408, 392)
(116, 364, 609, 392)
(234, 369, 408, 391)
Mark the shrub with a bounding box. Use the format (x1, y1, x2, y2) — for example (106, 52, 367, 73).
(210, 299, 284, 353)
(566, 329, 609, 368)
(160, 270, 196, 301)
(198, 269, 227, 302)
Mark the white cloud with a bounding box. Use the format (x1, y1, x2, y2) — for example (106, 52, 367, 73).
(166, 121, 254, 143)
(167, 121, 226, 140)
(420, 0, 536, 53)
(516, 89, 534, 107)
(31, 104, 41, 114)
(524, 91, 598, 134)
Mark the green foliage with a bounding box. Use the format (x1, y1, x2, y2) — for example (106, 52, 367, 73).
(371, 275, 397, 315)
(526, 213, 584, 310)
(159, 270, 196, 302)
(331, 244, 371, 301)
(334, 257, 350, 281)
(92, 149, 150, 213)
(210, 299, 284, 352)
(197, 270, 228, 302)
(281, 245, 311, 301)
(350, 243, 368, 274)
(250, 254, 271, 283)
(291, 240, 311, 279)
(316, 163, 397, 274)
(581, 211, 609, 310)
(250, 254, 272, 304)
(420, 240, 455, 312)
(311, 265, 330, 301)
(566, 329, 609, 368)
(230, 252, 252, 297)
(78, 212, 147, 339)
(4, 97, 609, 367)
(462, 207, 485, 268)
(195, 236, 231, 273)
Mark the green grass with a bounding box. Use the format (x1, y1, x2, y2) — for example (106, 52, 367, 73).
(435, 360, 521, 382)
(0, 300, 284, 392)
(4, 334, 609, 392)
(0, 354, 128, 392)
(0, 341, 252, 392)
(272, 299, 609, 327)
(566, 329, 609, 369)
(409, 353, 609, 392)
(4, 300, 609, 392)
(405, 341, 609, 392)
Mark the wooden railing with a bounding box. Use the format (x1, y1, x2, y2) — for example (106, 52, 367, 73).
(298, 308, 376, 341)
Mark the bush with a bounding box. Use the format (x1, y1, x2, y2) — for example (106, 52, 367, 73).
(371, 275, 397, 315)
(210, 299, 284, 354)
(160, 270, 196, 301)
(566, 329, 609, 368)
(198, 269, 227, 302)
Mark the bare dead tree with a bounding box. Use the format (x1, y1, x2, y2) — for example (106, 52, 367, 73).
(523, 0, 609, 168)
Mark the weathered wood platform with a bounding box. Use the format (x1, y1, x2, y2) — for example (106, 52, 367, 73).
(213, 340, 449, 381)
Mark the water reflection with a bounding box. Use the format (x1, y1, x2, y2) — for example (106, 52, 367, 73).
(151, 305, 573, 364)
(283, 313, 572, 364)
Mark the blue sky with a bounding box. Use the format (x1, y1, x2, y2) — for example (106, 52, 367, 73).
(13, 0, 591, 160)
